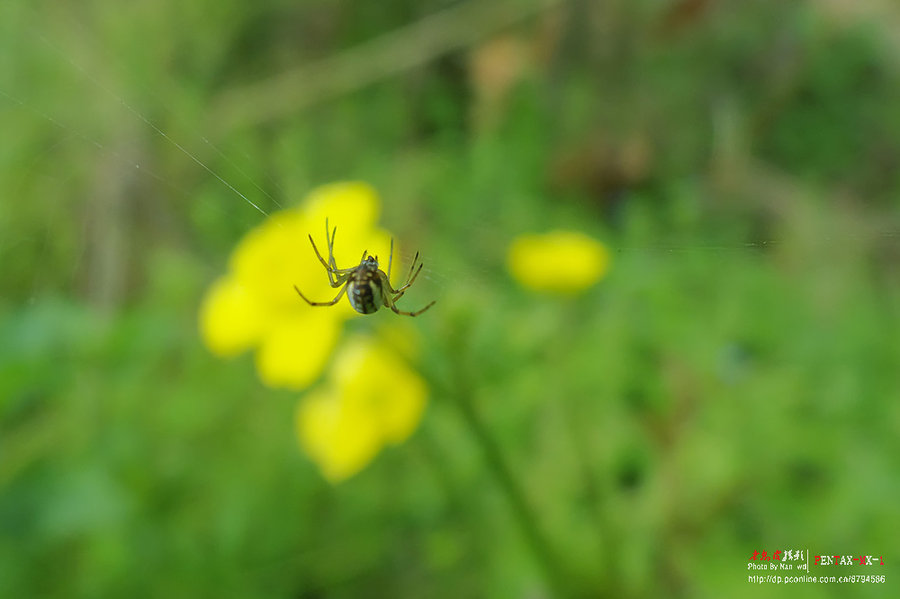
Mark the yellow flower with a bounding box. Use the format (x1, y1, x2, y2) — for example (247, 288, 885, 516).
(507, 230, 610, 294)
(198, 182, 393, 389)
(296, 335, 427, 482)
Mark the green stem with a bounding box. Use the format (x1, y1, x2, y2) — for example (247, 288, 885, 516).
(446, 375, 578, 597)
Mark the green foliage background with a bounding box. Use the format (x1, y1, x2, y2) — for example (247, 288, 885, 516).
(1, 0, 899, 597)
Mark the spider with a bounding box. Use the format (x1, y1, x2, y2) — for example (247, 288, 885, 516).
(294, 219, 436, 317)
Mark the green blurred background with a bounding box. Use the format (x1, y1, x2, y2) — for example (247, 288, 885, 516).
(2, 0, 899, 597)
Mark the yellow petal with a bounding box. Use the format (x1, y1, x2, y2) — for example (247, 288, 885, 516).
(230, 209, 325, 305)
(507, 230, 610, 293)
(255, 312, 341, 390)
(304, 182, 379, 254)
(332, 337, 427, 444)
(296, 389, 383, 483)
(198, 276, 267, 357)
(296, 336, 428, 482)
(373, 370, 427, 444)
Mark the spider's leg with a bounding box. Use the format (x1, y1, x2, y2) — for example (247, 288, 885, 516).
(387, 237, 394, 283)
(380, 271, 406, 302)
(326, 218, 340, 271)
(383, 283, 431, 316)
(404, 251, 420, 285)
(294, 283, 348, 306)
(392, 260, 424, 294)
(308, 234, 341, 287)
(389, 298, 436, 317)
(384, 252, 419, 294)
(379, 260, 435, 316)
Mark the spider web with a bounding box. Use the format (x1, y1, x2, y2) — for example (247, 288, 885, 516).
(0, 6, 286, 304)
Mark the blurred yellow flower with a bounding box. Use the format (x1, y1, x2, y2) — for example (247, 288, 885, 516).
(296, 335, 427, 482)
(507, 230, 610, 293)
(198, 181, 393, 389)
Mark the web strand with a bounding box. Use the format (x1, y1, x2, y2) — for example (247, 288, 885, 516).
(32, 30, 274, 220)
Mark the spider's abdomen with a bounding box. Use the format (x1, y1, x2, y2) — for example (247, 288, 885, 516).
(348, 270, 384, 314)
